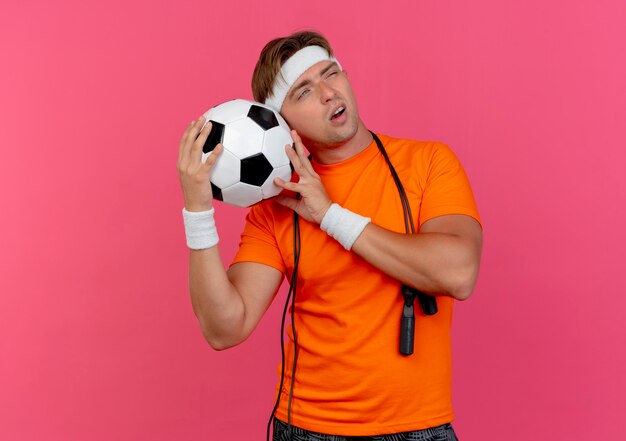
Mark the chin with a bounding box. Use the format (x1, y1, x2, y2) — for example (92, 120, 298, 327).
(331, 118, 360, 143)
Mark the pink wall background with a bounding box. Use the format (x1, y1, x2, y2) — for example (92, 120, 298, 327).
(1, 0, 624, 439)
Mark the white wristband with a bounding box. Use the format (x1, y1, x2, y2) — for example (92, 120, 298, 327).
(320, 203, 371, 250)
(182, 208, 219, 250)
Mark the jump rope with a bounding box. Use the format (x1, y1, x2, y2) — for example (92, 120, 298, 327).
(266, 132, 438, 440)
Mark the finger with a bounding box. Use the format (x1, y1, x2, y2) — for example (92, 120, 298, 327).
(181, 117, 205, 165)
(182, 117, 204, 149)
(284, 143, 304, 175)
(189, 117, 210, 165)
(291, 130, 316, 175)
(179, 119, 196, 148)
(291, 130, 307, 159)
(178, 119, 197, 168)
(274, 176, 299, 192)
(203, 143, 224, 172)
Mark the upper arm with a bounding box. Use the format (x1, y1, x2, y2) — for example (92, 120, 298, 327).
(420, 214, 482, 250)
(420, 214, 483, 298)
(420, 214, 483, 263)
(227, 262, 284, 337)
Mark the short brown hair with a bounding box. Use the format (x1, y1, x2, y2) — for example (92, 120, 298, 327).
(251, 31, 334, 104)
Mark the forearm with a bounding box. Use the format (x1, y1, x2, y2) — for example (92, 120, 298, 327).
(188, 247, 246, 350)
(271, 132, 482, 299)
(178, 117, 278, 349)
(351, 222, 481, 300)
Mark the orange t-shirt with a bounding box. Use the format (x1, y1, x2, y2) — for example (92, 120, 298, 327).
(232, 134, 480, 436)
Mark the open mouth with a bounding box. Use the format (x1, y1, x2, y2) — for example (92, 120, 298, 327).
(331, 106, 346, 120)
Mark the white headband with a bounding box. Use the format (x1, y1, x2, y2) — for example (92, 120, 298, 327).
(264, 45, 342, 112)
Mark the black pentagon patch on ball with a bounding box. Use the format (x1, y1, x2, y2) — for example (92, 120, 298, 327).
(202, 121, 225, 154)
(247, 105, 279, 131)
(240, 153, 273, 186)
(211, 182, 224, 201)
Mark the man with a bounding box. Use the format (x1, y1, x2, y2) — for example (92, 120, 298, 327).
(177, 31, 482, 440)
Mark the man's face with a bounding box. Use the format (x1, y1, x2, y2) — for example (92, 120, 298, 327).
(280, 61, 361, 151)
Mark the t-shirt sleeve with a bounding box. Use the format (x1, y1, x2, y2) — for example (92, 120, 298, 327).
(418, 143, 481, 228)
(230, 202, 287, 274)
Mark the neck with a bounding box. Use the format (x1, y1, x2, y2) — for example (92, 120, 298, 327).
(309, 120, 374, 165)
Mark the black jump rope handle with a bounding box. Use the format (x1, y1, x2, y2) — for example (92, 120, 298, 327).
(400, 285, 438, 355)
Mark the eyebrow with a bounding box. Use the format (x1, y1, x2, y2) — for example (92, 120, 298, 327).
(288, 62, 338, 100)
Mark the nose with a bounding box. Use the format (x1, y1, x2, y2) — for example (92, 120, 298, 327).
(319, 81, 337, 102)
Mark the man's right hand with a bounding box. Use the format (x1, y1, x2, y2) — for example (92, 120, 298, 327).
(177, 117, 284, 351)
(177, 116, 223, 212)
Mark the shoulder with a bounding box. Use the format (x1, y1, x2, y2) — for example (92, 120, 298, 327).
(376, 134, 458, 172)
(376, 133, 451, 156)
(246, 197, 292, 225)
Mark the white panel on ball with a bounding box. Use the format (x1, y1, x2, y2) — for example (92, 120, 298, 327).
(204, 99, 252, 125)
(199, 98, 295, 208)
(203, 148, 240, 189)
(262, 126, 293, 168)
(221, 182, 263, 208)
(260, 164, 292, 199)
(223, 119, 265, 160)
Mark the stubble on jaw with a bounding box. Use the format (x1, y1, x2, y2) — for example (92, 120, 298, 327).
(301, 108, 361, 151)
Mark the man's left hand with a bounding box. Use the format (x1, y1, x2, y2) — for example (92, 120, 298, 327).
(273, 130, 332, 224)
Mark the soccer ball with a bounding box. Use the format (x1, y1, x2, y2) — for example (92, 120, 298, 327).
(201, 99, 293, 208)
